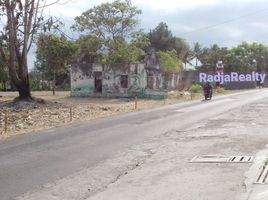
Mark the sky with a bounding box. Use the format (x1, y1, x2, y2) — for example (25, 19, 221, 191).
(29, 0, 268, 68)
(46, 0, 268, 46)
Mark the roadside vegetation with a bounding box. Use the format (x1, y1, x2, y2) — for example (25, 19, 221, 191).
(190, 84, 203, 93)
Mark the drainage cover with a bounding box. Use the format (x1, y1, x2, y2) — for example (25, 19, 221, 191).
(255, 165, 268, 184)
(229, 156, 254, 163)
(190, 155, 254, 163)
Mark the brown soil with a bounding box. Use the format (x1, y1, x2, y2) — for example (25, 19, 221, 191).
(0, 91, 194, 140)
(1, 89, 244, 140)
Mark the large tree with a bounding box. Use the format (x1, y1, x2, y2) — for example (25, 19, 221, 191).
(75, 35, 102, 63)
(72, 0, 141, 53)
(0, 0, 61, 100)
(148, 22, 190, 64)
(103, 30, 150, 64)
(35, 34, 77, 93)
(148, 22, 175, 52)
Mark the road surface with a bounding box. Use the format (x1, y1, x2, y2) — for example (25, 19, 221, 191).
(1, 89, 268, 200)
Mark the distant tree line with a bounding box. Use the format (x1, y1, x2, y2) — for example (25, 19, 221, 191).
(193, 42, 268, 73)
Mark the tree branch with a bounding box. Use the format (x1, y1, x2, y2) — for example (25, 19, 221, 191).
(27, 0, 40, 52)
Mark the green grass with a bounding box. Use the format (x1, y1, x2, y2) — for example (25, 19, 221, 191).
(190, 84, 203, 93)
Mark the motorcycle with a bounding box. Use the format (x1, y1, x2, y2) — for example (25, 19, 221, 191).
(203, 83, 213, 100)
(204, 88, 212, 100)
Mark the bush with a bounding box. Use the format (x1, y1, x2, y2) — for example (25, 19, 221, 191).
(190, 84, 202, 93)
(215, 87, 226, 93)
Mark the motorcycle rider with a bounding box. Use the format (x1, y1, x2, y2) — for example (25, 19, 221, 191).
(203, 82, 213, 100)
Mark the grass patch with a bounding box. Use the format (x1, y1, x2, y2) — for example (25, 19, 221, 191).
(190, 84, 203, 93)
(215, 87, 226, 94)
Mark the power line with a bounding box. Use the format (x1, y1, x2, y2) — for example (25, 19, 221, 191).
(57, 0, 79, 5)
(179, 7, 268, 36)
(55, 26, 77, 41)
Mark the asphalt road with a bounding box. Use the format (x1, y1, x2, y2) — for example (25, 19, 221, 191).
(1, 89, 268, 200)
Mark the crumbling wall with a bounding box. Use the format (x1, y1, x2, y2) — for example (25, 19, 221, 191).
(162, 73, 180, 90)
(128, 64, 147, 97)
(102, 63, 147, 97)
(178, 71, 198, 90)
(71, 63, 147, 97)
(144, 49, 180, 91)
(71, 63, 95, 96)
(71, 55, 181, 98)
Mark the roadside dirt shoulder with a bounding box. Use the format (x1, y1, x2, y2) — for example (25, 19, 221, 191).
(0, 91, 182, 139)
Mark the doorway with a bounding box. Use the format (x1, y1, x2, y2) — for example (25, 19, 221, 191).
(94, 72, 102, 93)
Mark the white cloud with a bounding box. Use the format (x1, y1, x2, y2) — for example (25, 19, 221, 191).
(224, 27, 243, 38)
(249, 22, 268, 30)
(47, 0, 222, 17)
(133, 0, 220, 12)
(46, 5, 82, 18)
(173, 25, 195, 33)
(44, 0, 113, 18)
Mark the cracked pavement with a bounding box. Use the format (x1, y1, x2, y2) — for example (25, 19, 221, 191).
(15, 90, 268, 200)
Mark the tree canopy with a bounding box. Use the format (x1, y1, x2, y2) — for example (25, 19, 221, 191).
(71, 0, 144, 64)
(34, 34, 77, 91)
(75, 35, 102, 63)
(225, 42, 268, 73)
(148, 22, 175, 52)
(196, 42, 268, 73)
(72, 0, 141, 50)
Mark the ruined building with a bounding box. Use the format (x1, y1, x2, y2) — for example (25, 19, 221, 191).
(70, 50, 180, 99)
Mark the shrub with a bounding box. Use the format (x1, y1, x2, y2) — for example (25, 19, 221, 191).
(190, 84, 202, 93)
(215, 87, 226, 93)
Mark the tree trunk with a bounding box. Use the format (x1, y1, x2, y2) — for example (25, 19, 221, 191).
(15, 76, 32, 100)
(6, 3, 32, 101)
(17, 83, 31, 99)
(9, 60, 32, 100)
